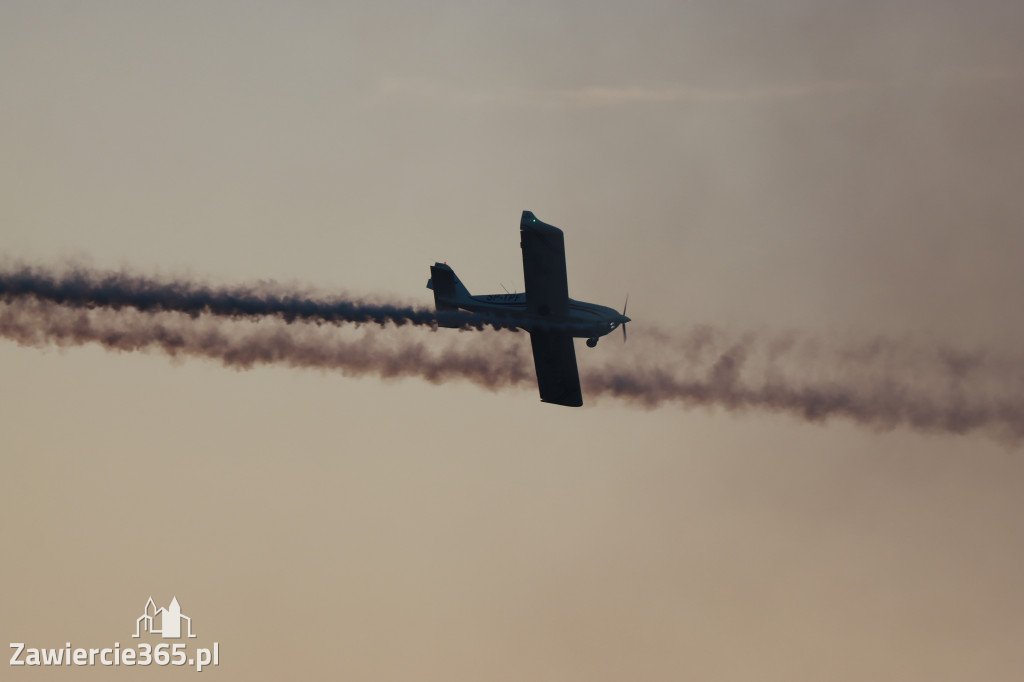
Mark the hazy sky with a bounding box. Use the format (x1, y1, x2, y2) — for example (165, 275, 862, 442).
(2, 2, 1023, 680)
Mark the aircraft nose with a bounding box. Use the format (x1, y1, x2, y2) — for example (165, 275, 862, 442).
(621, 315, 631, 324)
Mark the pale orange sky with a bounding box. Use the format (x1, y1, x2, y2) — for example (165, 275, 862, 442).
(2, 2, 1024, 680)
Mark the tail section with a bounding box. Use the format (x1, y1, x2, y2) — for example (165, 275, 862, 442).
(426, 263, 471, 327)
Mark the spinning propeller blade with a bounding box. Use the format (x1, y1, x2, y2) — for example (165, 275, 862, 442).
(622, 294, 629, 343)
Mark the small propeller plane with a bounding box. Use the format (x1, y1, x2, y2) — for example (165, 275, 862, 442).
(427, 210, 630, 407)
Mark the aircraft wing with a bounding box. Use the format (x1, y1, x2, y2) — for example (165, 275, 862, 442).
(520, 211, 570, 319)
(529, 329, 583, 407)
(521, 211, 582, 406)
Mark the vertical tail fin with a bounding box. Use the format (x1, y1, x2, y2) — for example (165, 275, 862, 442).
(426, 263, 471, 327)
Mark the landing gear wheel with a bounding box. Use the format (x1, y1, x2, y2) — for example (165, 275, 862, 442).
(586, 337, 598, 348)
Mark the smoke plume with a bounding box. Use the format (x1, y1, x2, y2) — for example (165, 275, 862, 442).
(0, 297, 532, 389)
(0, 265, 505, 329)
(2, 265, 1023, 442)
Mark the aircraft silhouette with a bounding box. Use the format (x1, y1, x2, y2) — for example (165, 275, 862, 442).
(427, 210, 629, 407)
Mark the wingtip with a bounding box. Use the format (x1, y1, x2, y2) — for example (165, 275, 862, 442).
(540, 397, 584, 407)
(520, 210, 563, 235)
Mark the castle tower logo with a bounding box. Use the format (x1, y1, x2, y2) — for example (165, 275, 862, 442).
(133, 597, 197, 639)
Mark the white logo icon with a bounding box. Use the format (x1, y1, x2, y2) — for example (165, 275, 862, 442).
(133, 597, 196, 639)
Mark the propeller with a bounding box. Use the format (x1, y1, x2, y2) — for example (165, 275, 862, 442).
(621, 294, 629, 343)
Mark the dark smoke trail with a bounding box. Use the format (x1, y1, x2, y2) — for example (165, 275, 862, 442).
(3, 276, 1024, 442)
(581, 326, 1024, 441)
(0, 298, 533, 389)
(0, 265, 505, 329)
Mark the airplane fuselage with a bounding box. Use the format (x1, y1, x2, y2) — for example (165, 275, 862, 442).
(456, 292, 627, 340)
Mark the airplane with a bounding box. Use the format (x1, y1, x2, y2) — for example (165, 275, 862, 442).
(426, 210, 630, 407)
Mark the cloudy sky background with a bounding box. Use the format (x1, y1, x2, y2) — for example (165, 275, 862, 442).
(2, 2, 1023, 679)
